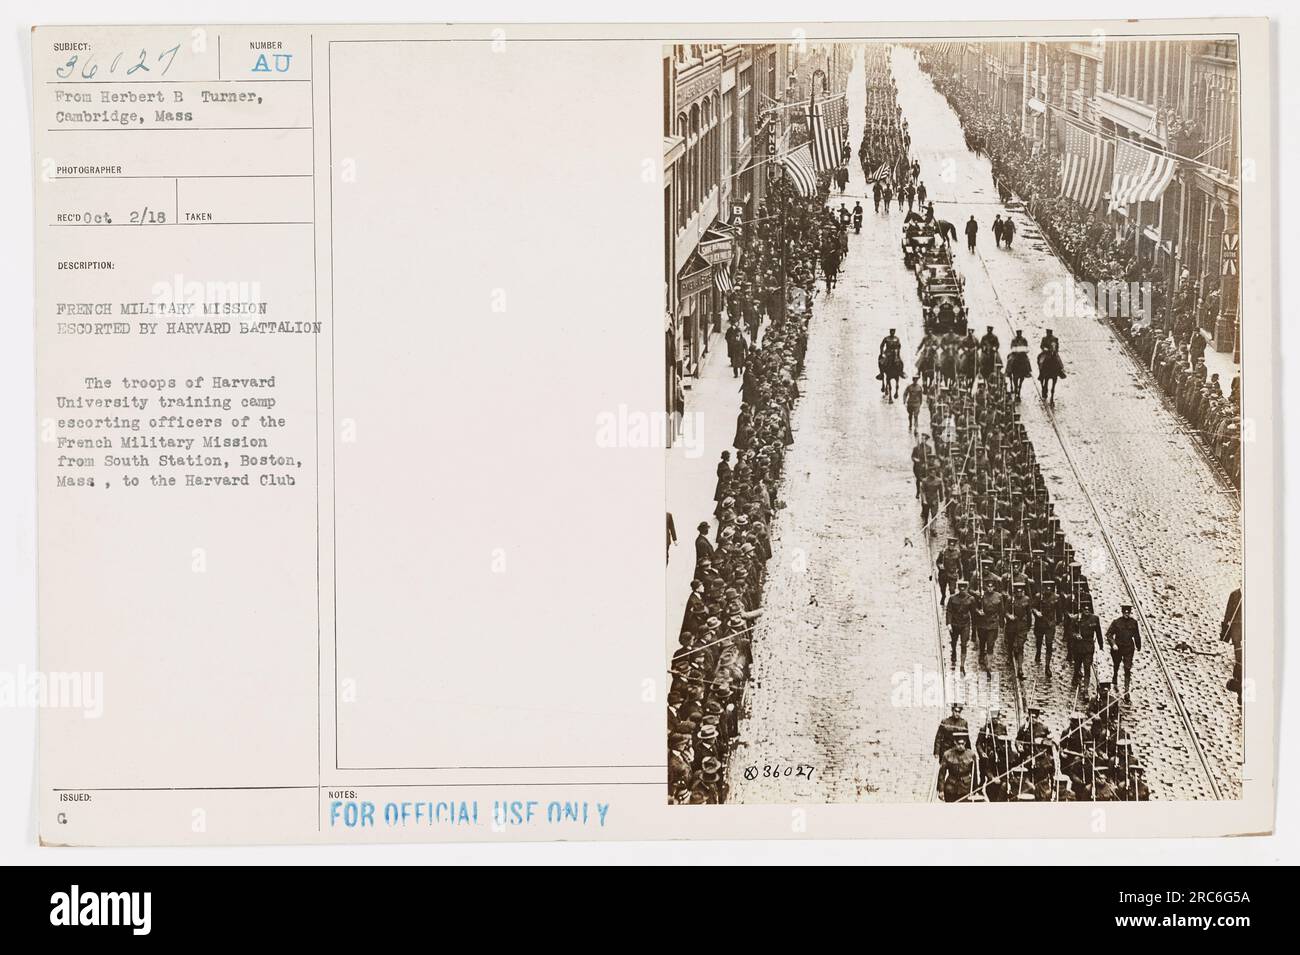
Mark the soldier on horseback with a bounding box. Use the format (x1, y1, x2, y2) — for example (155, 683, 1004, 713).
(978, 325, 1001, 383)
(878, 328, 904, 400)
(1005, 328, 1033, 401)
(1037, 345, 1066, 405)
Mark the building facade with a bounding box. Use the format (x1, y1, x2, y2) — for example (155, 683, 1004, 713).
(937, 37, 1240, 354)
(663, 43, 789, 433)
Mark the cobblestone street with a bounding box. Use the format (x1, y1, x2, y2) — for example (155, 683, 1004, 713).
(729, 46, 1242, 803)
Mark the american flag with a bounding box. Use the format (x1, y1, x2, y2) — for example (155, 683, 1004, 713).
(781, 142, 818, 198)
(868, 161, 890, 183)
(1058, 123, 1112, 211)
(819, 93, 848, 129)
(713, 264, 734, 294)
(808, 92, 847, 175)
(1109, 138, 1177, 213)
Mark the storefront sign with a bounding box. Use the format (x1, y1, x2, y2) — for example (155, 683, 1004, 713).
(1221, 232, 1239, 275)
(676, 63, 721, 107)
(679, 266, 714, 298)
(699, 234, 734, 265)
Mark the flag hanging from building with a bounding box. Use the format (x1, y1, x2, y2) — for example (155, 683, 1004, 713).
(808, 93, 846, 174)
(1109, 138, 1177, 212)
(818, 93, 848, 130)
(1058, 123, 1113, 212)
(781, 142, 818, 197)
(713, 263, 734, 294)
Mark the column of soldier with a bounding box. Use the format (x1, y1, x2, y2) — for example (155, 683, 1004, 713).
(857, 53, 910, 191)
(667, 175, 823, 806)
(886, 133, 1151, 805)
(922, 381, 1148, 801)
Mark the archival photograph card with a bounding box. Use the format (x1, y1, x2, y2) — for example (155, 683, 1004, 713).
(31, 18, 1274, 845)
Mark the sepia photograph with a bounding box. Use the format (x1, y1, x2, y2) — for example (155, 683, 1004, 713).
(665, 36, 1245, 805)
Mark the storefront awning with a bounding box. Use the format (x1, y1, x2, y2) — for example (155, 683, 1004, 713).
(664, 134, 686, 166)
(698, 226, 735, 265)
(678, 252, 714, 299)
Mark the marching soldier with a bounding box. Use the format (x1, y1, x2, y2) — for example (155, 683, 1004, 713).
(920, 465, 944, 536)
(936, 537, 963, 604)
(945, 579, 976, 672)
(974, 580, 1003, 674)
(903, 375, 925, 433)
(1054, 773, 1076, 802)
(1067, 595, 1103, 693)
(1029, 734, 1056, 800)
(1017, 704, 1050, 752)
(938, 732, 976, 803)
(934, 702, 969, 758)
(1091, 763, 1119, 801)
(1106, 604, 1142, 701)
(911, 433, 934, 497)
(1031, 579, 1061, 677)
(1126, 765, 1151, 801)
(976, 706, 1011, 795)
(1004, 580, 1033, 682)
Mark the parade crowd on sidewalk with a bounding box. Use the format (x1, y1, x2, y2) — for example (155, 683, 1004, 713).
(924, 61, 1241, 488)
(667, 174, 833, 805)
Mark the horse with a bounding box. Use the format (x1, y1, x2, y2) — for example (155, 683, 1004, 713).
(978, 344, 1001, 382)
(917, 344, 937, 389)
(878, 352, 904, 400)
(933, 219, 958, 245)
(955, 346, 977, 390)
(1006, 348, 1033, 401)
(938, 344, 957, 388)
(1037, 349, 1066, 405)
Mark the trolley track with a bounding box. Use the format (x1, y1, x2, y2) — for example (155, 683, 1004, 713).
(972, 247, 1224, 800)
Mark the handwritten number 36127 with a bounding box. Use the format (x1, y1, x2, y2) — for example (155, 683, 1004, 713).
(57, 44, 182, 80)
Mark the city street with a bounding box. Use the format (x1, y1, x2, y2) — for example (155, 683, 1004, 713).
(728, 46, 1242, 802)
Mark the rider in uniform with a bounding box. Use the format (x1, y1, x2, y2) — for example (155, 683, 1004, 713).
(1006, 328, 1032, 399)
(880, 328, 902, 360)
(979, 325, 1001, 353)
(1040, 328, 1060, 353)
